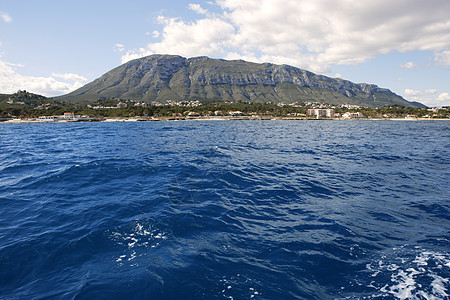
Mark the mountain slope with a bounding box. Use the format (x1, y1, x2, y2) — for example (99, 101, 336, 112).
(57, 55, 423, 107)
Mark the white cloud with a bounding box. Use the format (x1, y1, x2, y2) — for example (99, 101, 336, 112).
(423, 92, 450, 107)
(405, 89, 422, 97)
(424, 89, 437, 95)
(152, 30, 160, 38)
(0, 60, 87, 96)
(155, 15, 169, 25)
(121, 16, 235, 64)
(403, 88, 450, 107)
(114, 43, 125, 52)
(437, 92, 450, 101)
(122, 0, 450, 73)
(0, 11, 12, 23)
(399, 61, 417, 69)
(188, 3, 208, 15)
(51, 72, 88, 82)
(435, 50, 450, 67)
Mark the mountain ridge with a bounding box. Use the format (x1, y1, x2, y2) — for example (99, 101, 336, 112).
(57, 54, 424, 107)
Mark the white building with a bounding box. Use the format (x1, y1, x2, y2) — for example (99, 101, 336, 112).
(62, 112, 75, 119)
(38, 116, 57, 121)
(306, 109, 335, 118)
(228, 111, 243, 116)
(342, 112, 364, 119)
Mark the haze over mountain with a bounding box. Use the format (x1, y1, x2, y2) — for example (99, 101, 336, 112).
(58, 55, 424, 107)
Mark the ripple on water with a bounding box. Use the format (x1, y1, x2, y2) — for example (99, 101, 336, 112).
(0, 120, 449, 299)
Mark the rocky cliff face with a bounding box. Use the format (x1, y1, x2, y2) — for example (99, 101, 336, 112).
(58, 55, 422, 107)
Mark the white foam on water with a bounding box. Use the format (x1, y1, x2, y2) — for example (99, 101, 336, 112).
(218, 274, 261, 299)
(385, 268, 420, 299)
(110, 221, 170, 266)
(430, 274, 449, 298)
(363, 246, 450, 299)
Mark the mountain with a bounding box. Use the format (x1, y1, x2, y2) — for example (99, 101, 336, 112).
(57, 55, 424, 107)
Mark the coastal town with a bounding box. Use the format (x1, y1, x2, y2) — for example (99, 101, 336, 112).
(1, 91, 449, 123)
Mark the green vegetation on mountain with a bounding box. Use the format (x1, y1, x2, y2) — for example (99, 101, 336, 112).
(57, 55, 423, 108)
(0, 91, 73, 118)
(2, 92, 448, 120)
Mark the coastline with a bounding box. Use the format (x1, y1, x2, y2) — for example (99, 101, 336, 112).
(1, 116, 450, 124)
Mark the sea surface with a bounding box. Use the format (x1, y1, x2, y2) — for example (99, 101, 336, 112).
(0, 120, 449, 299)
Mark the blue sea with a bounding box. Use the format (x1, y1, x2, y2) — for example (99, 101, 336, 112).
(0, 120, 449, 299)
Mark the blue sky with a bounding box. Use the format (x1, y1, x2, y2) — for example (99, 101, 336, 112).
(0, 0, 449, 107)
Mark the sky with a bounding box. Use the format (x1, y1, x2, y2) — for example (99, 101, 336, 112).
(0, 0, 449, 107)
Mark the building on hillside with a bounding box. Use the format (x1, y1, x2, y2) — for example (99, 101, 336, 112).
(117, 102, 127, 108)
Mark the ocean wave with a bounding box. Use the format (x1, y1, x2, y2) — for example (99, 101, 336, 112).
(0, 121, 449, 299)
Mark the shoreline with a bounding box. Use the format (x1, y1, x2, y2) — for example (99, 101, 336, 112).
(1, 116, 450, 124)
